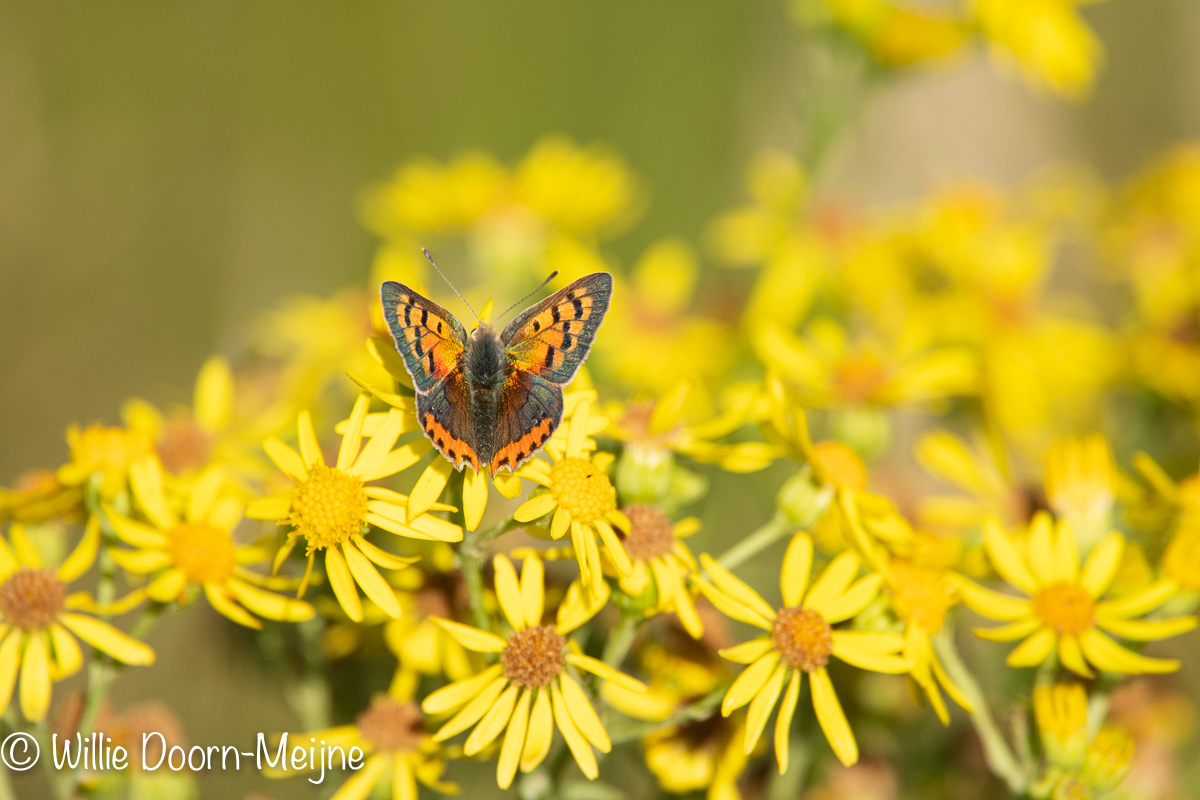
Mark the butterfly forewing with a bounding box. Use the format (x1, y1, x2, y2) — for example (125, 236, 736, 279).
(501, 273, 613, 387)
(380, 282, 469, 393)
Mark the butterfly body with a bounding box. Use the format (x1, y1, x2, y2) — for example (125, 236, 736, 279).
(381, 272, 613, 474)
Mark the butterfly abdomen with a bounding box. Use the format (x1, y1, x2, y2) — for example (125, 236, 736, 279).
(463, 325, 509, 463)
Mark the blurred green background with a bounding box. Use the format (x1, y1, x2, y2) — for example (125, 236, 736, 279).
(1, 1, 1198, 796)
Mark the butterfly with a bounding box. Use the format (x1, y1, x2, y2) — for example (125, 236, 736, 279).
(380, 269, 613, 474)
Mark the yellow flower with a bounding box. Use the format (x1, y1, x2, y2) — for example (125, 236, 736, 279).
(1078, 725, 1135, 793)
(57, 422, 154, 500)
(972, 0, 1107, 100)
(914, 428, 1024, 534)
(512, 399, 632, 600)
(755, 316, 978, 410)
(384, 569, 475, 696)
(698, 534, 911, 767)
(0, 470, 83, 526)
(268, 695, 456, 800)
(1162, 521, 1200, 595)
(1035, 682, 1090, 769)
(247, 393, 460, 623)
(420, 552, 646, 789)
(104, 458, 314, 630)
(0, 519, 154, 721)
(642, 716, 749, 800)
(957, 514, 1197, 677)
(809, 0, 968, 67)
(609, 505, 704, 638)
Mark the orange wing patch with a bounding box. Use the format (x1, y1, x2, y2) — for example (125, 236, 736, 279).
(490, 417, 556, 474)
(502, 273, 613, 386)
(424, 412, 480, 472)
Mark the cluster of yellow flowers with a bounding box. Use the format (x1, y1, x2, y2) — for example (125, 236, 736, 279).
(5, 15, 1200, 800)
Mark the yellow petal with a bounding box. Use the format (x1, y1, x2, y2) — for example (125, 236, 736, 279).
(719, 638, 775, 664)
(953, 575, 1032, 621)
(775, 669, 802, 774)
(146, 568, 187, 603)
(193, 355, 232, 432)
(1095, 615, 1197, 641)
(407, 459, 453, 523)
(1052, 520, 1080, 584)
(464, 684, 519, 755)
(393, 756, 417, 800)
(551, 681, 598, 779)
(560, 674, 611, 752)
(1080, 533, 1124, 598)
(810, 667, 858, 766)
(264, 437, 308, 482)
(520, 552, 545, 628)
(831, 635, 912, 673)
(497, 688, 531, 789)
(594, 518, 631, 576)
(1078, 629, 1181, 674)
(550, 506, 572, 539)
(983, 517, 1036, 594)
(821, 574, 883, 624)
(565, 653, 646, 694)
(129, 457, 176, 530)
(406, 513, 464, 543)
(203, 584, 262, 629)
(432, 618, 508, 652)
(494, 470, 525, 498)
(329, 752, 386, 800)
(108, 548, 173, 575)
(422, 663, 504, 715)
(48, 624, 82, 680)
(0, 631, 22, 714)
(297, 410, 322, 469)
(227, 579, 314, 623)
(104, 507, 169, 549)
(1006, 628, 1056, 668)
(351, 535, 421, 571)
(520, 688, 553, 773)
(58, 515, 101, 583)
(1026, 513, 1057, 586)
(463, 467, 489, 532)
(803, 551, 861, 617)
(699, 554, 776, 623)
(336, 393, 372, 472)
(1097, 580, 1175, 618)
(325, 547, 363, 623)
(973, 618, 1041, 642)
(56, 614, 155, 666)
(432, 675, 510, 742)
(695, 578, 772, 631)
(343, 543, 401, 619)
(493, 554, 526, 630)
(351, 409, 409, 476)
(722, 653, 779, 716)
(1057, 635, 1094, 678)
(745, 663, 787, 754)
(357, 439, 432, 482)
(186, 465, 225, 524)
(19, 632, 51, 721)
(781, 533, 813, 608)
(245, 493, 293, 520)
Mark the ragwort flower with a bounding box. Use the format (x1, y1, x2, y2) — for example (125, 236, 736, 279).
(248, 393, 460, 622)
(610, 504, 704, 638)
(57, 421, 154, 500)
(0, 519, 154, 721)
(421, 552, 646, 788)
(699, 534, 911, 767)
(512, 399, 632, 599)
(104, 458, 314, 629)
(958, 514, 1197, 677)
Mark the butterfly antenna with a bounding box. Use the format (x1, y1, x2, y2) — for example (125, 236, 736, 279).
(496, 270, 560, 323)
(423, 248, 479, 323)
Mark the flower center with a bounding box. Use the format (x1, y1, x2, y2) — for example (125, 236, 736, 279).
(888, 560, 954, 634)
(157, 418, 213, 475)
(501, 624, 566, 688)
(771, 607, 833, 672)
(286, 463, 369, 553)
(168, 523, 237, 585)
(1032, 582, 1095, 636)
(620, 504, 675, 561)
(356, 699, 425, 754)
(550, 457, 615, 524)
(0, 568, 67, 629)
(832, 351, 887, 404)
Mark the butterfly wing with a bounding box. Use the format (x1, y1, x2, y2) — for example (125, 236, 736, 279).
(380, 282, 470, 393)
(380, 282, 480, 471)
(500, 272, 613, 387)
(488, 371, 563, 473)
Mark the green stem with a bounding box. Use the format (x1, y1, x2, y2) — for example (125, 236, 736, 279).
(0, 759, 13, 800)
(932, 629, 1027, 794)
(33, 719, 67, 800)
(457, 517, 520, 634)
(601, 614, 640, 669)
(717, 513, 792, 571)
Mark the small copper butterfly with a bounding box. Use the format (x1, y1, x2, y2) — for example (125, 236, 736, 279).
(380, 254, 612, 473)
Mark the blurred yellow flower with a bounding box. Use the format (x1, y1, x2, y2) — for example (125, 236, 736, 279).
(608, 505, 704, 638)
(805, 0, 968, 67)
(421, 553, 646, 788)
(958, 515, 1196, 677)
(57, 422, 154, 500)
(1044, 434, 1116, 550)
(247, 394, 457, 622)
(0, 519, 154, 721)
(699, 534, 910, 767)
(1035, 682, 1090, 769)
(105, 458, 314, 630)
(973, 0, 1107, 100)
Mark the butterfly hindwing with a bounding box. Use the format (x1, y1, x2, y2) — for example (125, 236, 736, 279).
(380, 281, 469, 393)
(501, 273, 613, 387)
(490, 371, 564, 473)
(416, 372, 481, 472)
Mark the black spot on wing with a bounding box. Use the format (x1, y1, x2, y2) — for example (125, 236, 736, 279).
(562, 332, 573, 351)
(572, 298, 583, 319)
